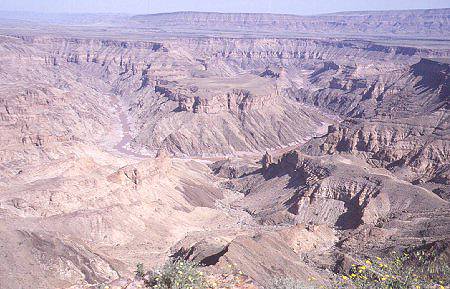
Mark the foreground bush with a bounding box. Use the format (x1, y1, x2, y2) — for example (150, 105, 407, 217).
(338, 250, 449, 289)
(143, 259, 207, 289)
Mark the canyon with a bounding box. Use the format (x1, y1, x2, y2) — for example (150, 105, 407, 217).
(0, 8, 449, 289)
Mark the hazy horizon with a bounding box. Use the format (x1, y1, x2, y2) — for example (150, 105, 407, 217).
(0, 0, 449, 15)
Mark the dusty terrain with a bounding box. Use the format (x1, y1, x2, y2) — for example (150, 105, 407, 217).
(0, 9, 449, 289)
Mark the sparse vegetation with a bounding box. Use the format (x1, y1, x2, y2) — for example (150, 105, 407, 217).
(337, 250, 449, 289)
(268, 249, 449, 289)
(136, 262, 145, 278)
(143, 259, 207, 289)
(131, 249, 449, 289)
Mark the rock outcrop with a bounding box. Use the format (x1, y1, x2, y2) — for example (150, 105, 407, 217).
(301, 58, 449, 198)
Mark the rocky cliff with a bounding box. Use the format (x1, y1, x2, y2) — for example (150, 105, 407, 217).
(301, 58, 449, 199)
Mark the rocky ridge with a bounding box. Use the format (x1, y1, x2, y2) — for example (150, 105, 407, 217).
(132, 9, 450, 38)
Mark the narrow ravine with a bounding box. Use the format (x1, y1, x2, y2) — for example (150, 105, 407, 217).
(109, 94, 151, 159)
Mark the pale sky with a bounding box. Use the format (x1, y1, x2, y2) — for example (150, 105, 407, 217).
(0, 0, 449, 15)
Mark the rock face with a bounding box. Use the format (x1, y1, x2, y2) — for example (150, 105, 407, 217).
(0, 229, 120, 288)
(0, 9, 449, 289)
(230, 150, 448, 233)
(302, 58, 450, 199)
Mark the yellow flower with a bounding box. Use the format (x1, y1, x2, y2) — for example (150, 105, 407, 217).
(439, 286, 445, 289)
(415, 286, 420, 289)
(342, 275, 349, 280)
(360, 266, 367, 270)
(376, 257, 382, 260)
(365, 259, 372, 265)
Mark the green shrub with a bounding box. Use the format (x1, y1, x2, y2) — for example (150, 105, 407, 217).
(135, 262, 145, 278)
(338, 250, 449, 289)
(146, 259, 207, 289)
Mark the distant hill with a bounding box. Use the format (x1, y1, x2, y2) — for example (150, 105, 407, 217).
(0, 9, 449, 40)
(131, 9, 450, 38)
